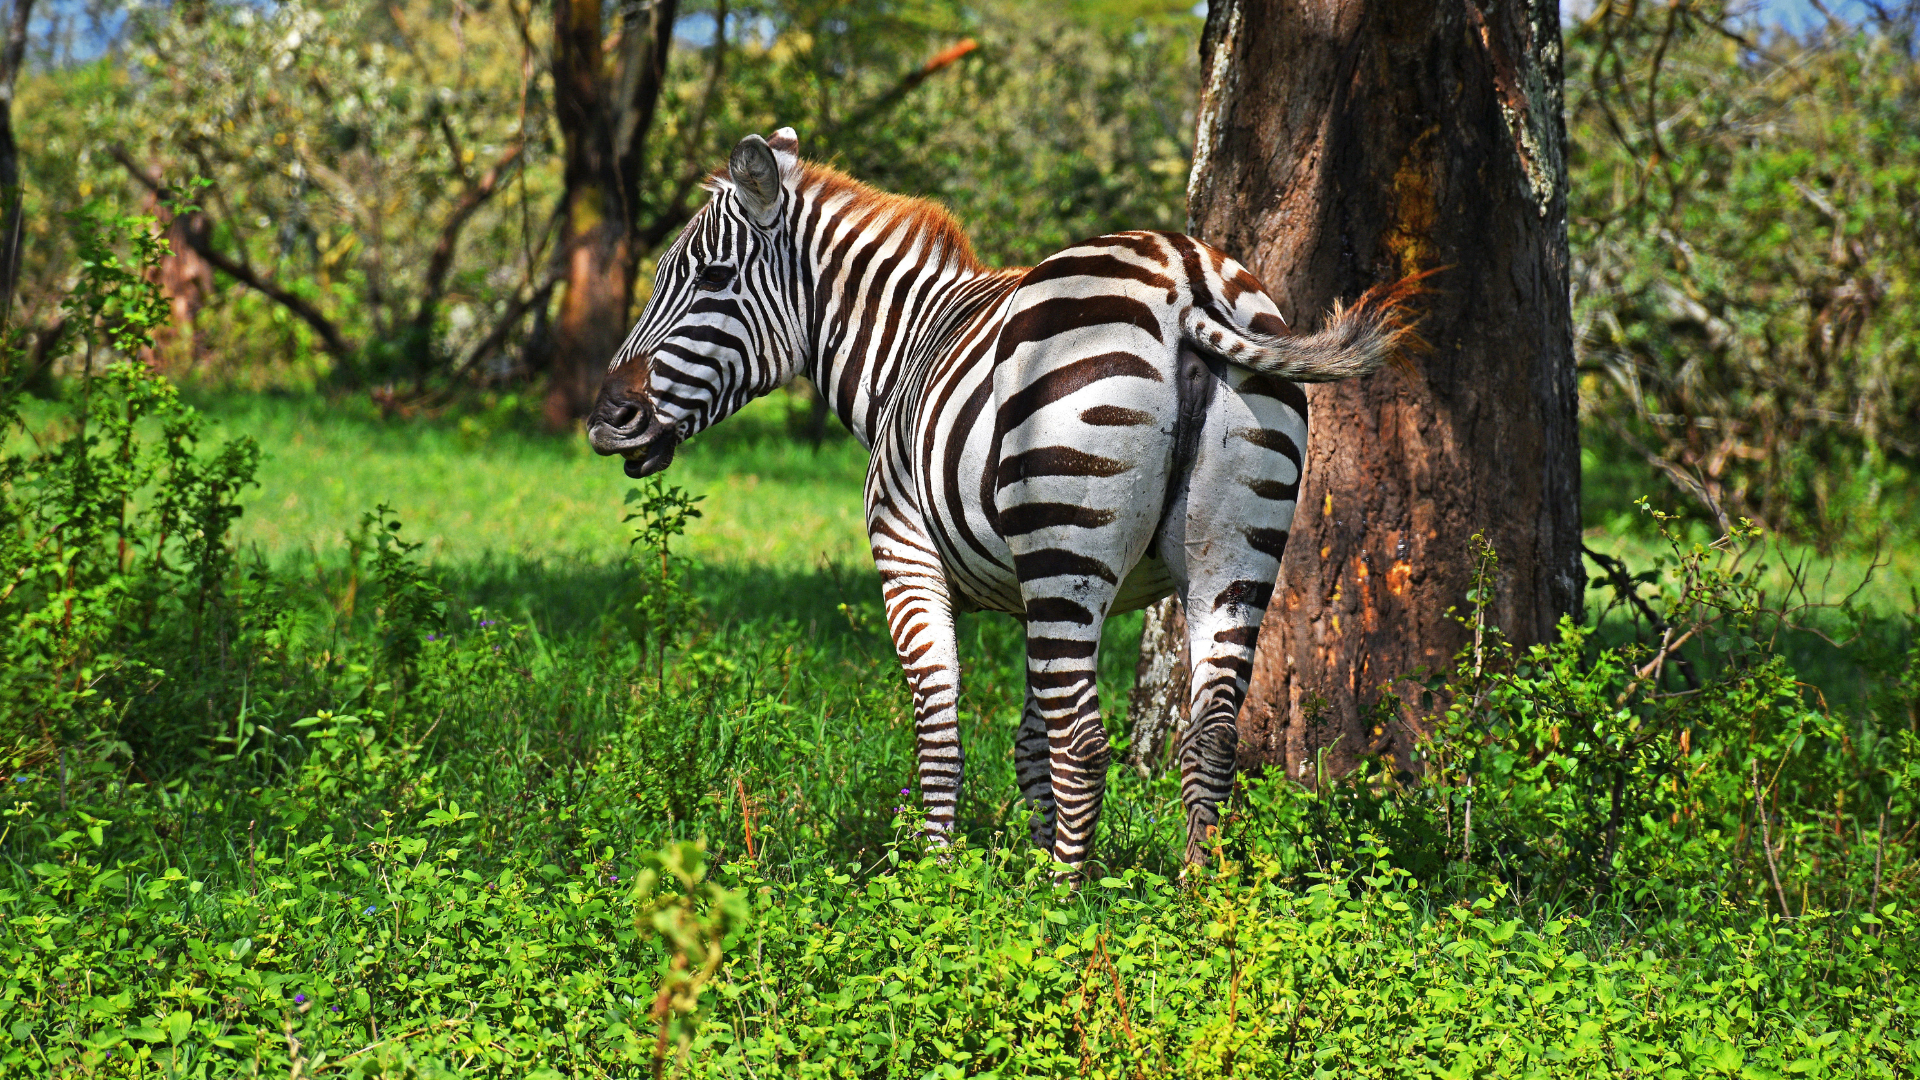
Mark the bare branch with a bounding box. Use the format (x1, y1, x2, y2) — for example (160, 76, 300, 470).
(826, 38, 979, 139)
(612, 0, 680, 215)
(459, 270, 559, 375)
(634, 0, 728, 254)
(110, 145, 352, 359)
(410, 142, 526, 338)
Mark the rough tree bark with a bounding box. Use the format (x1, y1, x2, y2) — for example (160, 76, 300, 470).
(1131, 0, 1581, 785)
(0, 0, 36, 328)
(544, 0, 680, 425)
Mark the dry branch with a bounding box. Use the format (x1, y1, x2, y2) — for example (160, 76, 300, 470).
(110, 145, 353, 358)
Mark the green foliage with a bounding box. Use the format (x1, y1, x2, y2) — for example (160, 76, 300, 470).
(0, 209, 261, 764)
(111, 0, 545, 381)
(1568, 5, 1920, 545)
(620, 477, 705, 688)
(2, 787, 1914, 1076)
(5, 19, 1920, 1076)
(1227, 511, 1918, 924)
(0, 347, 1912, 1076)
(782, 1, 1199, 267)
(348, 503, 449, 686)
(17, 0, 1198, 388)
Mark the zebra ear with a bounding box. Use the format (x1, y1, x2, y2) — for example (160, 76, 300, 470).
(729, 134, 784, 228)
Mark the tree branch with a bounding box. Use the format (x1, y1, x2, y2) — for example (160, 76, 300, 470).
(613, 0, 680, 216)
(0, 0, 29, 97)
(409, 142, 525, 338)
(460, 268, 560, 375)
(110, 145, 352, 359)
(826, 38, 978, 140)
(1598, 409, 1731, 536)
(633, 0, 727, 254)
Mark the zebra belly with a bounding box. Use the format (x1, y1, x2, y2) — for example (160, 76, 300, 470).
(1111, 550, 1177, 615)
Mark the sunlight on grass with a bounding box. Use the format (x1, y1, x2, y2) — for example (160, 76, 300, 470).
(196, 393, 872, 571)
(1582, 518, 1920, 617)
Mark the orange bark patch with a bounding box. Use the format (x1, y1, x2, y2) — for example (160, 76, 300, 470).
(1385, 125, 1440, 277)
(1385, 560, 1413, 597)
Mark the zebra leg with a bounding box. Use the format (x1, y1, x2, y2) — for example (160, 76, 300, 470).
(1164, 369, 1305, 867)
(1020, 598, 1116, 877)
(1013, 696, 1055, 852)
(879, 578, 965, 842)
(1175, 593, 1266, 865)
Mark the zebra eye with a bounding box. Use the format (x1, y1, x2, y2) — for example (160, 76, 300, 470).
(696, 264, 736, 291)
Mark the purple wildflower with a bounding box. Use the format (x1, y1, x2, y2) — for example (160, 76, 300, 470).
(294, 993, 307, 1004)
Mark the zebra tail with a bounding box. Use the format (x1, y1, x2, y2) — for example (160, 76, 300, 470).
(1182, 269, 1437, 383)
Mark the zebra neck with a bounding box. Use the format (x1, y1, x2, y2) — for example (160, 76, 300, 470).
(799, 224, 1012, 449)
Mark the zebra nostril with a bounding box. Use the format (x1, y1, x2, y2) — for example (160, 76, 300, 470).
(601, 400, 642, 431)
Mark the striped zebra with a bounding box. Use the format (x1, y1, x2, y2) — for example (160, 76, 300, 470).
(587, 129, 1419, 873)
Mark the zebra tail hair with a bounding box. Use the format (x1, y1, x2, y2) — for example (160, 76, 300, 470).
(1183, 268, 1440, 383)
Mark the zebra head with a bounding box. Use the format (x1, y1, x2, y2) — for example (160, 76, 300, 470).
(587, 129, 806, 478)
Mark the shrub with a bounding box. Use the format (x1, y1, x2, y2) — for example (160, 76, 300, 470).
(1231, 515, 1918, 923)
(1, 208, 260, 773)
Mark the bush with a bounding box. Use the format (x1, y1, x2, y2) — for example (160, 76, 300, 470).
(1233, 518, 1918, 923)
(1569, 7, 1920, 544)
(1, 208, 260, 771)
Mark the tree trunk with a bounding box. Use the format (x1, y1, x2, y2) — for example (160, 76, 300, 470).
(0, 0, 37, 329)
(1126, 597, 1188, 778)
(1133, 0, 1581, 785)
(136, 181, 216, 372)
(544, 0, 678, 426)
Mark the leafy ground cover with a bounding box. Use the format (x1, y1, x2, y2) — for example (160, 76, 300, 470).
(3, 225, 1916, 1077)
(6, 374, 1916, 1077)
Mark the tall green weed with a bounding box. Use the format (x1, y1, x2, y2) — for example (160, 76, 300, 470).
(1, 209, 260, 774)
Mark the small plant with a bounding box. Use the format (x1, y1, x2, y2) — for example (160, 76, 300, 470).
(351, 502, 447, 690)
(618, 477, 704, 690)
(625, 840, 747, 1078)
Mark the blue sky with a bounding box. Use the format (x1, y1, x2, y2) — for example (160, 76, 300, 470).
(1561, 0, 1898, 31)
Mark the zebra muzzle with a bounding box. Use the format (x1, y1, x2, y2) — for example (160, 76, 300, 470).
(621, 436, 678, 478)
(587, 388, 680, 478)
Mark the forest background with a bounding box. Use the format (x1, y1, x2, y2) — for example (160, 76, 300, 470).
(13, 0, 1920, 547)
(2, 0, 1919, 1076)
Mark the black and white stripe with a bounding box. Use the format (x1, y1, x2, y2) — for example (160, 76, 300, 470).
(587, 128, 1419, 873)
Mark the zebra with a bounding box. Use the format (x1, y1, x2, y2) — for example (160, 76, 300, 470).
(587, 129, 1420, 873)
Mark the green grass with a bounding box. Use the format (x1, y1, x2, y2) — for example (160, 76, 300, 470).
(197, 391, 875, 572)
(4, 387, 1916, 1078)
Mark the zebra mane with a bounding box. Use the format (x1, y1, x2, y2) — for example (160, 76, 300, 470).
(706, 160, 986, 273)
